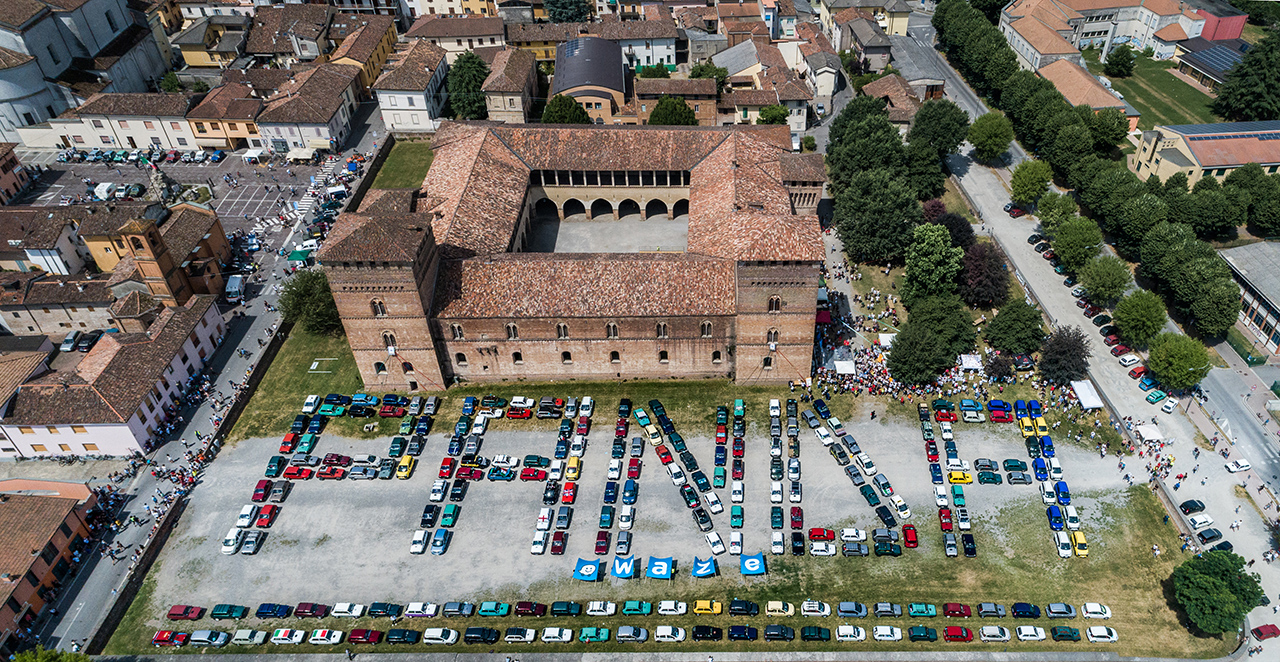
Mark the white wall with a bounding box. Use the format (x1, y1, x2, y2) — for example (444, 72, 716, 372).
(25, 230, 84, 276)
(0, 422, 142, 458)
(619, 38, 676, 69)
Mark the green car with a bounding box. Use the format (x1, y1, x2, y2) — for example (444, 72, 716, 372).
(599, 505, 615, 528)
(1003, 458, 1028, 472)
(668, 432, 687, 453)
(716, 406, 728, 425)
(579, 627, 610, 643)
(211, 604, 248, 620)
(908, 626, 938, 642)
(1051, 626, 1080, 642)
(558, 419, 573, 438)
(713, 467, 726, 488)
(731, 505, 744, 528)
(800, 626, 830, 642)
(770, 457, 784, 480)
(389, 436, 406, 457)
(622, 600, 651, 615)
(1054, 264, 1068, 275)
(931, 399, 955, 411)
(297, 434, 317, 453)
(978, 471, 1003, 485)
(771, 506, 784, 529)
(524, 454, 550, 468)
(265, 456, 285, 478)
(733, 398, 745, 417)
(441, 503, 459, 527)
(951, 485, 966, 507)
(908, 603, 937, 617)
(860, 485, 881, 507)
(317, 404, 345, 416)
(477, 601, 510, 617)
(1146, 390, 1167, 404)
(399, 417, 416, 435)
(874, 542, 902, 557)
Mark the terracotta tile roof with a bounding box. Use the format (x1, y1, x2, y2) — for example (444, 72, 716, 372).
(246, 5, 331, 55)
(1005, 0, 1080, 28)
(0, 0, 47, 30)
(1055, 0, 1179, 14)
(861, 73, 923, 122)
(330, 16, 395, 65)
(481, 47, 535, 93)
(330, 12, 392, 41)
(1164, 121, 1280, 168)
(725, 88, 780, 106)
(633, 77, 717, 97)
(0, 209, 75, 250)
(220, 67, 294, 91)
(484, 123, 769, 171)
(373, 39, 447, 91)
(257, 64, 360, 125)
(22, 274, 113, 305)
(406, 14, 504, 39)
(1009, 16, 1079, 55)
(0, 46, 34, 70)
(75, 93, 193, 118)
(505, 21, 583, 43)
(51, 201, 165, 238)
(1037, 59, 1125, 109)
(688, 211, 824, 261)
(0, 352, 48, 407)
(780, 152, 826, 182)
(0, 142, 15, 162)
(776, 0, 796, 15)
(505, 17, 678, 43)
(160, 204, 218, 264)
(316, 213, 433, 263)
(833, 7, 876, 24)
(1153, 23, 1187, 41)
(7, 296, 216, 426)
(422, 126, 531, 258)
(187, 83, 262, 121)
(109, 290, 158, 318)
(718, 2, 761, 19)
(0, 495, 83, 611)
(433, 253, 737, 318)
(357, 188, 418, 214)
(0, 271, 44, 306)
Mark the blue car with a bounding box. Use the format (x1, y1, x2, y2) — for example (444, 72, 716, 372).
(554, 439, 569, 459)
(1040, 436, 1056, 458)
(462, 396, 477, 416)
(1138, 375, 1158, 391)
(715, 445, 727, 466)
(351, 393, 379, 407)
(987, 400, 1012, 412)
(622, 479, 638, 504)
(603, 481, 618, 504)
(1014, 400, 1028, 418)
(1032, 458, 1048, 481)
(930, 463, 944, 484)
(209, 149, 225, 162)
(1046, 505, 1064, 531)
(256, 603, 291, 619)
(1055, 481, 1071, 505)
(1029, 400, 1043, 417)
(414, 419, 431, 436)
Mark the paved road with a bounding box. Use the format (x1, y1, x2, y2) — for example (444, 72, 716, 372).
(1201, 368, 1280, 488)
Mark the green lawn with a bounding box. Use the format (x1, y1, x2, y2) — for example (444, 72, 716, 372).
(369, 140, 434, 189)
(1081, 50, 1219, 130)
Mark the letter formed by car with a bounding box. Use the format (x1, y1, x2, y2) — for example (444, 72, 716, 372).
(691, 556, 718, 578)
(611, 556, 636, 579)
(740, 553, 767, 576)
(573, 558, 601, 581)
(646, 556, 674, 579)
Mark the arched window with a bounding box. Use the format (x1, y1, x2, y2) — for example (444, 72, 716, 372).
(659, 350, 669, 363)
(130, 237, 145, 251)
(373, 361, 388, 374)
(371, 299, 387, 317)
(561, 351, 572, 364)
(712, 350, 722, 363)
(767, 329, 779, 343)
(513, 351, 524, 364)
(656, 323, 668, 339)
(450, 324, 464, 340)
(610, 350, 620, 363)
(762, 356, 773, 369)
(382, 331, 397, 348)
(556, 323, 569, 339)
(455, 352, 467, 366)
(606, 323, 618, 339)
(506, 323, 519, 340)
(401, 361, 414, 374)
(768, 296, 781, 313)
(700, 321, 712, 338)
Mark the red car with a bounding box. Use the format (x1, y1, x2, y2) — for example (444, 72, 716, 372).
(903, 524, 918, 548)
(732, 438, 744, 457)
(255, 504, 279, 527)
(322, 453, 351, 466)
(379, 405, 406, 418)
(790, 506, 803, 529)
(576, 416, 590, 435)
(1252, 624, 1280, 641)
(939, 507, 953, 531)
(166, 605, 203, 620)
(1111, 345, 1131, 356)
(1083, 305, 1102, 317)
(457, 467, 484, 481)
(944, 603, 972, 618)
(1008, 207, 1027, 218)
(943, 626, 973, 642)
(561, 481, 577, 504)
(627, 458, 642, 479)
(615, 418, 630, 436)
(507, 407, 532, 419)
(283, 466, 313, 480)
(1129, 366, 1148, 379)
(1042, 250, 1056, 260)
(348, 629, 382, 644)
(253, 479, 272, 502)
(279, 433, 299, 453)
(935, 410, 957, 423)
(715, 425, 727, 444)
(1075, 298, 1091, 309)
(439, 457, 456, 478)
(808, 527, 835, 541)
(318, 466, 346, 480)
(1103, 334, 1121, 346)
(152, 631, 189, 647)
(295, 602, 330, 618)
(520, 467, 547, 481)
(595, 531, 611, 555)
(990, 410, 1013, 423)
(550, 531, 566, 555)
(732, 458, 744, 480)
(655, 445, 673, 465)
(515, 601, 546, 617)
(925, 442, 939, 462)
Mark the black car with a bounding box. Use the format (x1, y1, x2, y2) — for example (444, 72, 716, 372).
(648, 399, 666, 418)
(255, 603, 291, 619)
(368, 602, 403, 618)
(692, 625, 723, 641)
(617, 399, 632, 418)
(385, 629, 419, 644)
(611, 439, 626, 458)
(729, 599, 759, 616)
(543, 481, 561, 505)
(680, 451, 699, 472)
(1179, 499, 1206, 515)
(1034, 241, 1051, 253)
(603, 481, 618, 504)
(962, 533, 977, 557)
(420, 504, 439, 528)
(728, 626, 758, 641)
(813, 399, 831, 419)
(1027, 233, 1044, 244)
(75, 330, 104, 352)
(764, 625, 795, 641)
(1197, 528, 1223, 545)
(348, 405, 375, 418)
(324, 393, 352, 406)
(290, 415, 309, 434)
(1092, 315, 1112, 327)
(786, 399, 797, 418)
(791, 531, 805, 555)
(550, 601, 581, 617)
(1012, 602, 1041, 619)
(463, 627, 499, 644)
(693, 507, 713, 532)
(449, 480, 469, 501)
(800, 626, 830, 642)
(1098, 325, 1118, 337)
(406, 437, 424, 456)
(875, 505, 897, 528)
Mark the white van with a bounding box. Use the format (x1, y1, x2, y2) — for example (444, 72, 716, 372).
(221, 527, 244, 554)
(1064, 505, 1081, 531)
(225, 274, 245, 304)
(1047, 457, 1063, 481)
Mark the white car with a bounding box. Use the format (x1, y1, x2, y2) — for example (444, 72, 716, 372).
(510, 396, 536, 409)
(705, 491, 724, 514)
(491, 454, 518, 469)
(788, 458, 802, 480)
(770, 481, 784, 503)
(331, 603, 365, 617)
(504, 628, 535, 643)
(1188, 514, 1214, 530)
(586, 601, 616, 616)
(236, 504, 257, 528)
(889, 494, 911, 520)
(470, 417, 487, 435)
(657, 600, 687, 616)
(800, 600, 830, 617)
(945, 458, 971, 472)
(980, 625, 1010, 642)
(308, 629, 343, 645)
(1226, 459, 1252, 473)
(940, 421, 954, 441)
(537, 507, 552, 531)
(840, 527, 867, 542)
(769, 399, 781, 417)
(729, 531, 743, 555)
(668, 465, 687, 486)
(231, 630, 267, 646)
(956, 508, 971, 531)
(872, 625, 902, 641)
(1040, 482, 1057, 504)
(531, 531, 547, 555)
(619, 505, 634, 530)
(569, 436, 586, 457)
(580, 396, 594, 418)
(836, 625, 865, 642)
(771, 531, 787, 554)
(1119, 354, 1140, 367)
(855, 453, 877, 475)
(540, 627, 572, 643)
(814, 427, 833, 446)
(421, 628, 458, 645)
(706, 532, 726, 555)
(548, 460, 563, 480)
(608, 459, 622, 480)
(789, 481, 803, 503)
(302, 395, 320, 414)
(405, 603, 437, 618)
(1082, 603, 1112, 619)
(1054, 531, 1073, 558)
(810, 542, 836, 556)
(430, 480, 447, 502)
(770, 437, 783, 457)
(731, 481, 745, 503)
(411, 530, 429, 554)
(270, 629, 305, 645)
(1016, 626, 1046, 641)
(1086, 626, 1118, 643)
(654, 626, 685, 642)
(1161, 399, 1177, 414)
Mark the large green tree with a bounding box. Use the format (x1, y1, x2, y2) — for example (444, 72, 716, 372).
(1113, 193, 1168, 256)
(902, 224, 964, 305)
(690, 61, 728, 95)
(907, 99, 971, 160)
(545, 0, 590, 22)
(1039, 326, 1091, 384)
(1034, 191, 1078, 238)
(961, 241, 1010, 308)
(758, 104, 790, 125)
(13, 649, 91, 662)
(1010, 159, 1053, 207)
(904, 139, 946, 200)
(1089, 108, 1130, 152)
(637, 65, 670, 78)
(1103, 44, 1135, 77)
(985, 298, 1045, 354)
(1078, 255, 1132, 303)
(887, 296, 977, 383)
(447, 51, 490, 120)
(1051, 217, 1103, 272)
(541, 94, 592, 124)
(1147, 332, 1212, 389)
(279, 270, 342, 337)
(967, 111, 1015, 162)
(1190, 278, 1242, 338)
(648, 96, 698, 126)
(834, 169, 922, 263)
(1172, 550, 1262, 634)
(1211, 29, 1280, 122)
(1111, 290, 1167, 347)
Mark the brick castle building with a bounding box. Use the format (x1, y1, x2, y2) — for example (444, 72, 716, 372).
(319, 122, 827, 391)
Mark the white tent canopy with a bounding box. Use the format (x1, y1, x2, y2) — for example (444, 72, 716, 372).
(959, 354, 983, 371)
(879, 333, 897, 347)
(834, 361, 857, 374)
(242, 149, 264, 163)
(1070, 380, 1105, 410)
(1135, 424, 1163, 441)
(286, 147, 315, 161)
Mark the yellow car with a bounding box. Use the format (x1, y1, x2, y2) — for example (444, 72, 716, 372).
(565, 456, 581, 481)
(1018, 417, 1036, 438)
(1034, 416, 1049, 435)
(396, 455, 416, 479)
(693, 600, 722, 615)
(948, 471, 973, 484)
(1070, 531, 1088, 557)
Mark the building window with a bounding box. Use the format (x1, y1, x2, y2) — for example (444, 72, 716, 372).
(767, 329, 779, 343)
(118, 120, 128, 128)
(768, 296, 781, 312)
(455, 352, 467, 365)
(144, 121, 154, 130)
(700, 321, 712, 338)
(763, 356, 774, 369)
(46, 426, 59, 434)
(177, 137, 188, 145)
(451, 324, 464, 340)
(401, 362, 414, 374)
(506, 323, 519, 340)
(610, 350, 620, 363)
(712, 350, 722, 363)
(374, 361, 388, 374)
(382, 331, 397, 348)
(561, 351, 572, 364)
(659, 350, 669, 363)
(71, 426, 87, 433)
(656, 323, 668, 339)
(556, 323, 569, 339)
(82, 443, 98, 451)
(30, 444, 45, 452)
(606, 323, 618, 339)
(513, 351, 523, 364)
(371, 299, 386, 316)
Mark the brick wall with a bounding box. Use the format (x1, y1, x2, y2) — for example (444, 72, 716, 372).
(734, 260, 821, 384)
